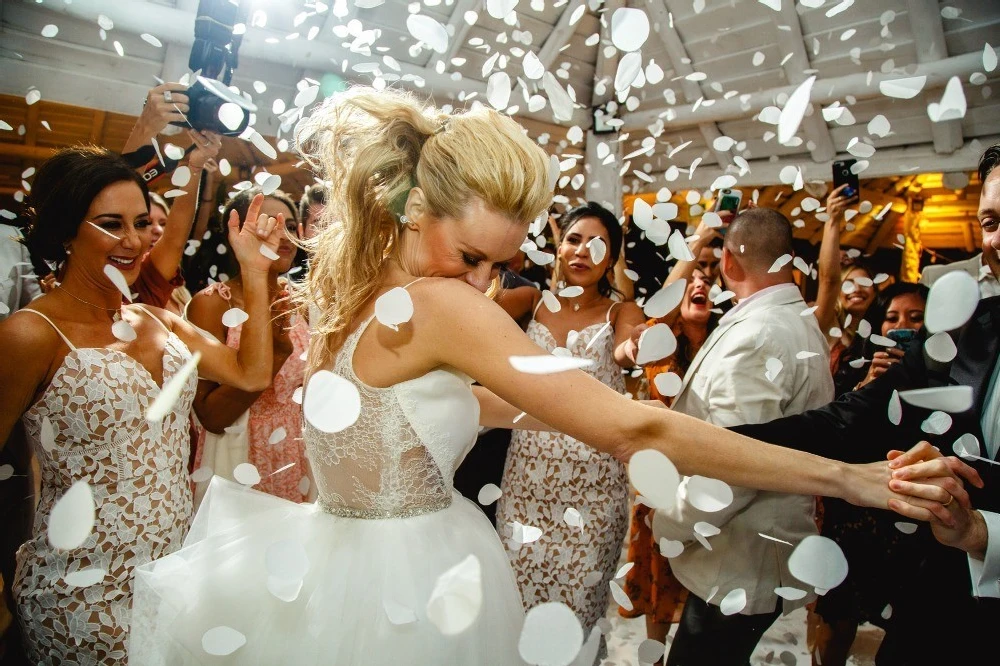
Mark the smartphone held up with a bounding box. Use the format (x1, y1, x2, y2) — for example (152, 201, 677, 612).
(713, 188, 742, 235)
(833, 159, 861, 204)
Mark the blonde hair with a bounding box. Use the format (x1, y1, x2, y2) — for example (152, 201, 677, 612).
(294, 87, 552, 370)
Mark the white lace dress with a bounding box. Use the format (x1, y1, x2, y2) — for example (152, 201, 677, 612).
(14, 307, 195, 665)
(129, 313, 527, 665)
(496, 309, 630, 637)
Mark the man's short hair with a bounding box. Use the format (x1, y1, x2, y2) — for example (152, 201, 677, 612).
(723, 207, 794, 274)
(979, 143, 1000, 183)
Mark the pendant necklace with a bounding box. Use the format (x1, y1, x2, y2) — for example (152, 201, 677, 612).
(57, 285, 123, 322)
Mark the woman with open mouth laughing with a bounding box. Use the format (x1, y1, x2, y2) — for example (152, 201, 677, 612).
(495, 201, 647, 658)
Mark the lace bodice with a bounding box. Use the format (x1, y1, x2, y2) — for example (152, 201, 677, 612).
(14, 307, 195, 665)
(304, 314, 481, 518)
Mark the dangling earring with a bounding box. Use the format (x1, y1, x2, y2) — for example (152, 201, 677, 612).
(399, 215, 410, 225)
(63, 244, 72, 256)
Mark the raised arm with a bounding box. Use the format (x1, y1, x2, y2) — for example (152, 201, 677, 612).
(656, 219, 721, 328)
(162, 194, 282, 392)
(813, 184, 850, 337)
(611, 301, 648, 368)
(122, 83, 190, 154)
(416, 280, 919, 512)
(146, 131, 222, 281)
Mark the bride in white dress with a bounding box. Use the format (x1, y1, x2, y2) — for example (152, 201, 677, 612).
(128, 88, 963, 665)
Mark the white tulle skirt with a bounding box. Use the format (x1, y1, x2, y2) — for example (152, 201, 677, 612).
(129, 478, 527, 665)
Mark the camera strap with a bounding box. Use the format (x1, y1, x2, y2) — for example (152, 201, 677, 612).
(121, 143, 192, 185)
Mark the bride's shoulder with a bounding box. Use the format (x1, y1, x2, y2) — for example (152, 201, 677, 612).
(407, 277, 497, 312)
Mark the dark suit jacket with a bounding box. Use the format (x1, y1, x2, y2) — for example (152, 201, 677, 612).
(732, 296, 1000, 664)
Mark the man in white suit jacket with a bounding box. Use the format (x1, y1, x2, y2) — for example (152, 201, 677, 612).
(652, 208, 834, 666)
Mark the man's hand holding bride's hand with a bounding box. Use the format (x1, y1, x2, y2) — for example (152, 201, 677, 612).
(884, 441, 988, 557)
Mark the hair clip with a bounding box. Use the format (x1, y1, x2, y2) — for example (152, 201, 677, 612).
(434, 121, 448, 135)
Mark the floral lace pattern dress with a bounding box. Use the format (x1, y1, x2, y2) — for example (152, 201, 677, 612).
(496, 305, 630, 637)
(13, 307, 195, 665)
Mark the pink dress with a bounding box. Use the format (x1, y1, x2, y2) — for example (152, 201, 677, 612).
(192, 284, 311, 502)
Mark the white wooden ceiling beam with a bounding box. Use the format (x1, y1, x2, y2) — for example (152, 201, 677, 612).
(645, 0, 731, 169)
(628, 135, 999, 192)
(774, 2, 836, 163)
(906, 0, 963, 155)
(623, 48, 994, 131)
(538, 0, 584, 71)
(432, 0, 483, 71)
(24, 0, 589, 127)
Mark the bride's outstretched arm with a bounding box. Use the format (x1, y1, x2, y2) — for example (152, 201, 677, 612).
(419, 279, 962, 522)
(472, 385, 555, 431)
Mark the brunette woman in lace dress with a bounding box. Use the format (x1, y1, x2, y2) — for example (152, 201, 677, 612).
(0, 146, 285, 665)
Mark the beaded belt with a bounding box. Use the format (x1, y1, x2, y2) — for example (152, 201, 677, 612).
(318, 494, 452, 519)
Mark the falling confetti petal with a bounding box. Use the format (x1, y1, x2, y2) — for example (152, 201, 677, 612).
(64, 568, 106, 587)
(610, 7, 650, 53)
(47, 481, 96, 550)
(426, 554, 482, 635)
(686, 476, 734, 512)
(637, 639, 666, 665)
(609, 579, 633, 611)
(879, 76, 927, 100)
(518, 602, 584, 665)
(924, 270, 980, 333)
(587, 237, 607, 264)
(667, 230, 695, 262)
(487, 72, 512, 110)
(868, 114, 891, 138)
(788, 535, 848, 591)
(190, 466, 214, 483)
(778, 76, 816, 145)
(146, 351, 202, 422)
(233, 462, 261, 486)
(899, 386, 973, 413)
(921, 411, 953, 435)
(103, 264, 132, 302)
(0, 464, 12, 481)
(927, 76, 967, 122)
(628, 450, 680, 511)
(635, 324, 677, 365)
(775, 586, 808, 600)
(374, 287, 414, 331)
(643, 279, 686, 318)
(41, 24, 59, 38)
(768, 254, 793, 273)
(985, 43, 997, 73)
(924, 331, 958, 363)
(720, 588, 748, 616)
(953, 433, 980, 458)
(141, 33, 163, 47)
(218, 103, 246, 132)
(407, 14, 449, 54)
(888, 389, 903, 425)
(478, 483, 502, 505)
(658, 538, 684, 558)
(202, 626, 247, 656)
(303, 370, 362, 433)
(111, 320, 137, 342)
(510, 355, 593, 375)
(652, 372, 682, 398)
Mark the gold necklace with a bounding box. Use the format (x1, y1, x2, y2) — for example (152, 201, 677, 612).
(57, 285, 123, 321)
(571, 292, 603, 312)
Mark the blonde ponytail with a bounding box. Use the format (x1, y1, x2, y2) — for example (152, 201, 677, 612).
(294, 87, 551, 371)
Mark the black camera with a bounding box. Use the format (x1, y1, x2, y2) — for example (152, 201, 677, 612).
(171, 0, 255, 137)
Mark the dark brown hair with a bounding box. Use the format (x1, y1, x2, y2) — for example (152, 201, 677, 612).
(22, 144, 150, 265)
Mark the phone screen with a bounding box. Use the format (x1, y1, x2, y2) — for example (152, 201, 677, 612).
(717, 194, 741, 213)
(833, 159, 860, 202)
(885, 328, 917, 352)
